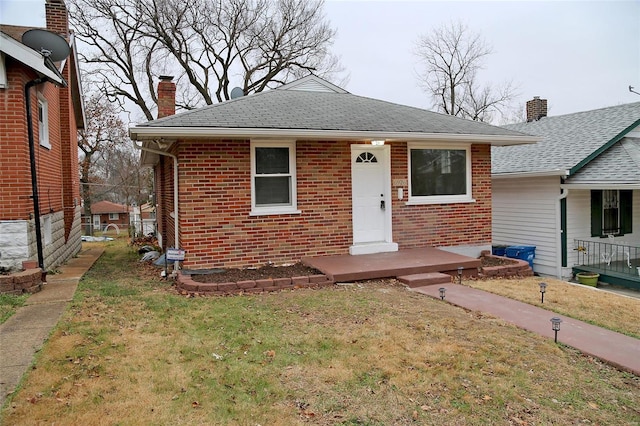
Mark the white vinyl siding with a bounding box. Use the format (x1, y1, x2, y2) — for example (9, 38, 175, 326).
(492, 176, 560, 277)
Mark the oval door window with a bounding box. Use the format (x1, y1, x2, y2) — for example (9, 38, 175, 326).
(355, 152, 378, 163)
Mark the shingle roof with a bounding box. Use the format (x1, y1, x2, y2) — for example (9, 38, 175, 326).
(493, 102, 640, 177)
(133, 76, 529, 140)
(91, 201, 130, 214)
(568, 138, 640, 183)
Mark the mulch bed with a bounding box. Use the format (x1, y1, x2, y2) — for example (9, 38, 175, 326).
(190, 263, 321, 284)
(188, 255, 518, 284)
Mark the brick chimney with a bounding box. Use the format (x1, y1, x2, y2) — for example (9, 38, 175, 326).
(45, 0, 69, 38)
(157, 76, 176, 119)
(526, 96, 547, 122)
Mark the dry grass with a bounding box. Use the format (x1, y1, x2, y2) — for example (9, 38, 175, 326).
(1, 241, 639, 425)
(466, 276, 640, 338)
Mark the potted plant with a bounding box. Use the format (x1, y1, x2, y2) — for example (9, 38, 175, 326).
(576, 272, 599, 287)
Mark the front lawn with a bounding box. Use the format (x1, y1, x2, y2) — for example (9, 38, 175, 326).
(2, 240, 638, 425)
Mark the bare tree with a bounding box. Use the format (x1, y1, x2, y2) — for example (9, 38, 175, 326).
(79, 92, 152, 233)
(68, 0, 342, 120)
(414, 21, 516, 123)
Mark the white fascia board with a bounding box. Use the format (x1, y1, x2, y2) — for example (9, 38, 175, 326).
(561, 183, 640, 190)
(129, 126, 540, 146)
(0, 32, 64, 85)
(492, 170, 569, 179)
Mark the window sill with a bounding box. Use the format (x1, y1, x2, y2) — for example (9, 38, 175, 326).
(250, 209, 302, 217)
(406, 197, 476, 206)
(40, 141, 51, 150)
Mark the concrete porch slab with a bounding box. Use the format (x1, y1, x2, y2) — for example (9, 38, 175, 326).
(302, 247, 480, 282)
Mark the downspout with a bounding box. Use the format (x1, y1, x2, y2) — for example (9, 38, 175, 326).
(132, 141, 179, 270)
(25, 78, 47, 272)
(556, 188, 569, 278)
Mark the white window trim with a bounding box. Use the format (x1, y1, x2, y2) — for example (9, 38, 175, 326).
(37, 93, 51, 149)
(406, 142, 475, 205)
(250, 140, 300, 216)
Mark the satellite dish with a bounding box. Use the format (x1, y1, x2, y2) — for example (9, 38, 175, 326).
(22, 29, 70, 62)
(230, 87, 244, 99)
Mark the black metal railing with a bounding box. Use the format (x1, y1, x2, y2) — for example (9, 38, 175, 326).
(574, 238, 640, 278)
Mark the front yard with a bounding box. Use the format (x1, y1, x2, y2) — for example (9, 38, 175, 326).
(1, 239, 638, 425)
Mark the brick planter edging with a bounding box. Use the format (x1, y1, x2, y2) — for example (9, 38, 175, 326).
(0, 268, 44, 295)
(480, 254, 533, 278)
(176, 271, 335, 296)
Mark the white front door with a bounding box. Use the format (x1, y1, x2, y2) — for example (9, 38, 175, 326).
(350, 145, 397, 255)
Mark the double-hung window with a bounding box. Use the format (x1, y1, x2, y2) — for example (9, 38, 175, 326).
(250, 141, 298, 215)
(407, 143, 472, 204)
(591, 189, 632, 237)
(38, 94, 50, 149)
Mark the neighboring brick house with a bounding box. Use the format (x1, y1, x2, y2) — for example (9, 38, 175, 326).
(0, 0, 84, 271)
(129, 75, 536, 270)
(89, 201, 131, 232)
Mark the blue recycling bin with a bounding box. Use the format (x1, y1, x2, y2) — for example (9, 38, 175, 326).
(505, 245, 536, 268)
(492, 245, 508, 256)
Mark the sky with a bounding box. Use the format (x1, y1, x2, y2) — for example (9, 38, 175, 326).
(1, 0, 639, 120)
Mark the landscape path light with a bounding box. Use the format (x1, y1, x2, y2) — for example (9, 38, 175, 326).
(439, 287, 446, 300)
(457, 266, 463, 284)
(550, 317, 562, 343)
(539, 282, 547, 304)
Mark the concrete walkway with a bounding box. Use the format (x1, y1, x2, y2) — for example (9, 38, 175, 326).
(413, 283, 640, 376)
(0, 245, 104, 408)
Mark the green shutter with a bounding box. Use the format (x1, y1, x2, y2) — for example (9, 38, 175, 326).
(620, 190, 633, 235)
(590, 190, 602, 237)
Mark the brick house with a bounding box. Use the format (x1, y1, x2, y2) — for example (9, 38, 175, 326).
(89, 200, 131, 232)
(129, 75, 536, 270)
(0, 0, 85, 271)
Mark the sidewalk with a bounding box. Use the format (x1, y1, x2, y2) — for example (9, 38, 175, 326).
(412, 284, 640, 376)
(0, 245, 104, 408)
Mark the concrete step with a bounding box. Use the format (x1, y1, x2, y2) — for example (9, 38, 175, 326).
(397, 272, 452, 288)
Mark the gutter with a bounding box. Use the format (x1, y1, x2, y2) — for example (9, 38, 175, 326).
(129, 126, 540, 146)
(492, 169, 569, 179)
(132, 141, 180, 270)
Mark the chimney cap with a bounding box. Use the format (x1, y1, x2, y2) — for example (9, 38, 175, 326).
(159, 75, 174, 81)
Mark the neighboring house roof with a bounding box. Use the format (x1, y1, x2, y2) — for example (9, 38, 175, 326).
(493, 102, 640, 184)
(130, 75, 536, 148)
(91, 201, 130, 215)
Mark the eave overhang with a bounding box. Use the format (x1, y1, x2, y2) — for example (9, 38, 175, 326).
(492, 169, 569, 179)
(129, 126, 540, 146)
(0, 31, 66, 86)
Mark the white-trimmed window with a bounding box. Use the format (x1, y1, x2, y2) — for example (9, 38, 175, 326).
(109, 213, 119, 220)
(408, 143, 473, 204)
(37, 94, 50, 149)
(250, 140, 299, 215)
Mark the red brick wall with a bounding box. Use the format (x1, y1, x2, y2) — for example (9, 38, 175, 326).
(0, 63, 32, 220)
(391, 143, 492, 248)
(167, 140, 492, 269)
(175, 140, 352, 269)
(0, 60, 67, 221)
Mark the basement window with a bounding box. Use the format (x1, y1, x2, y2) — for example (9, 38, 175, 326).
(250, 140, 299, 215)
